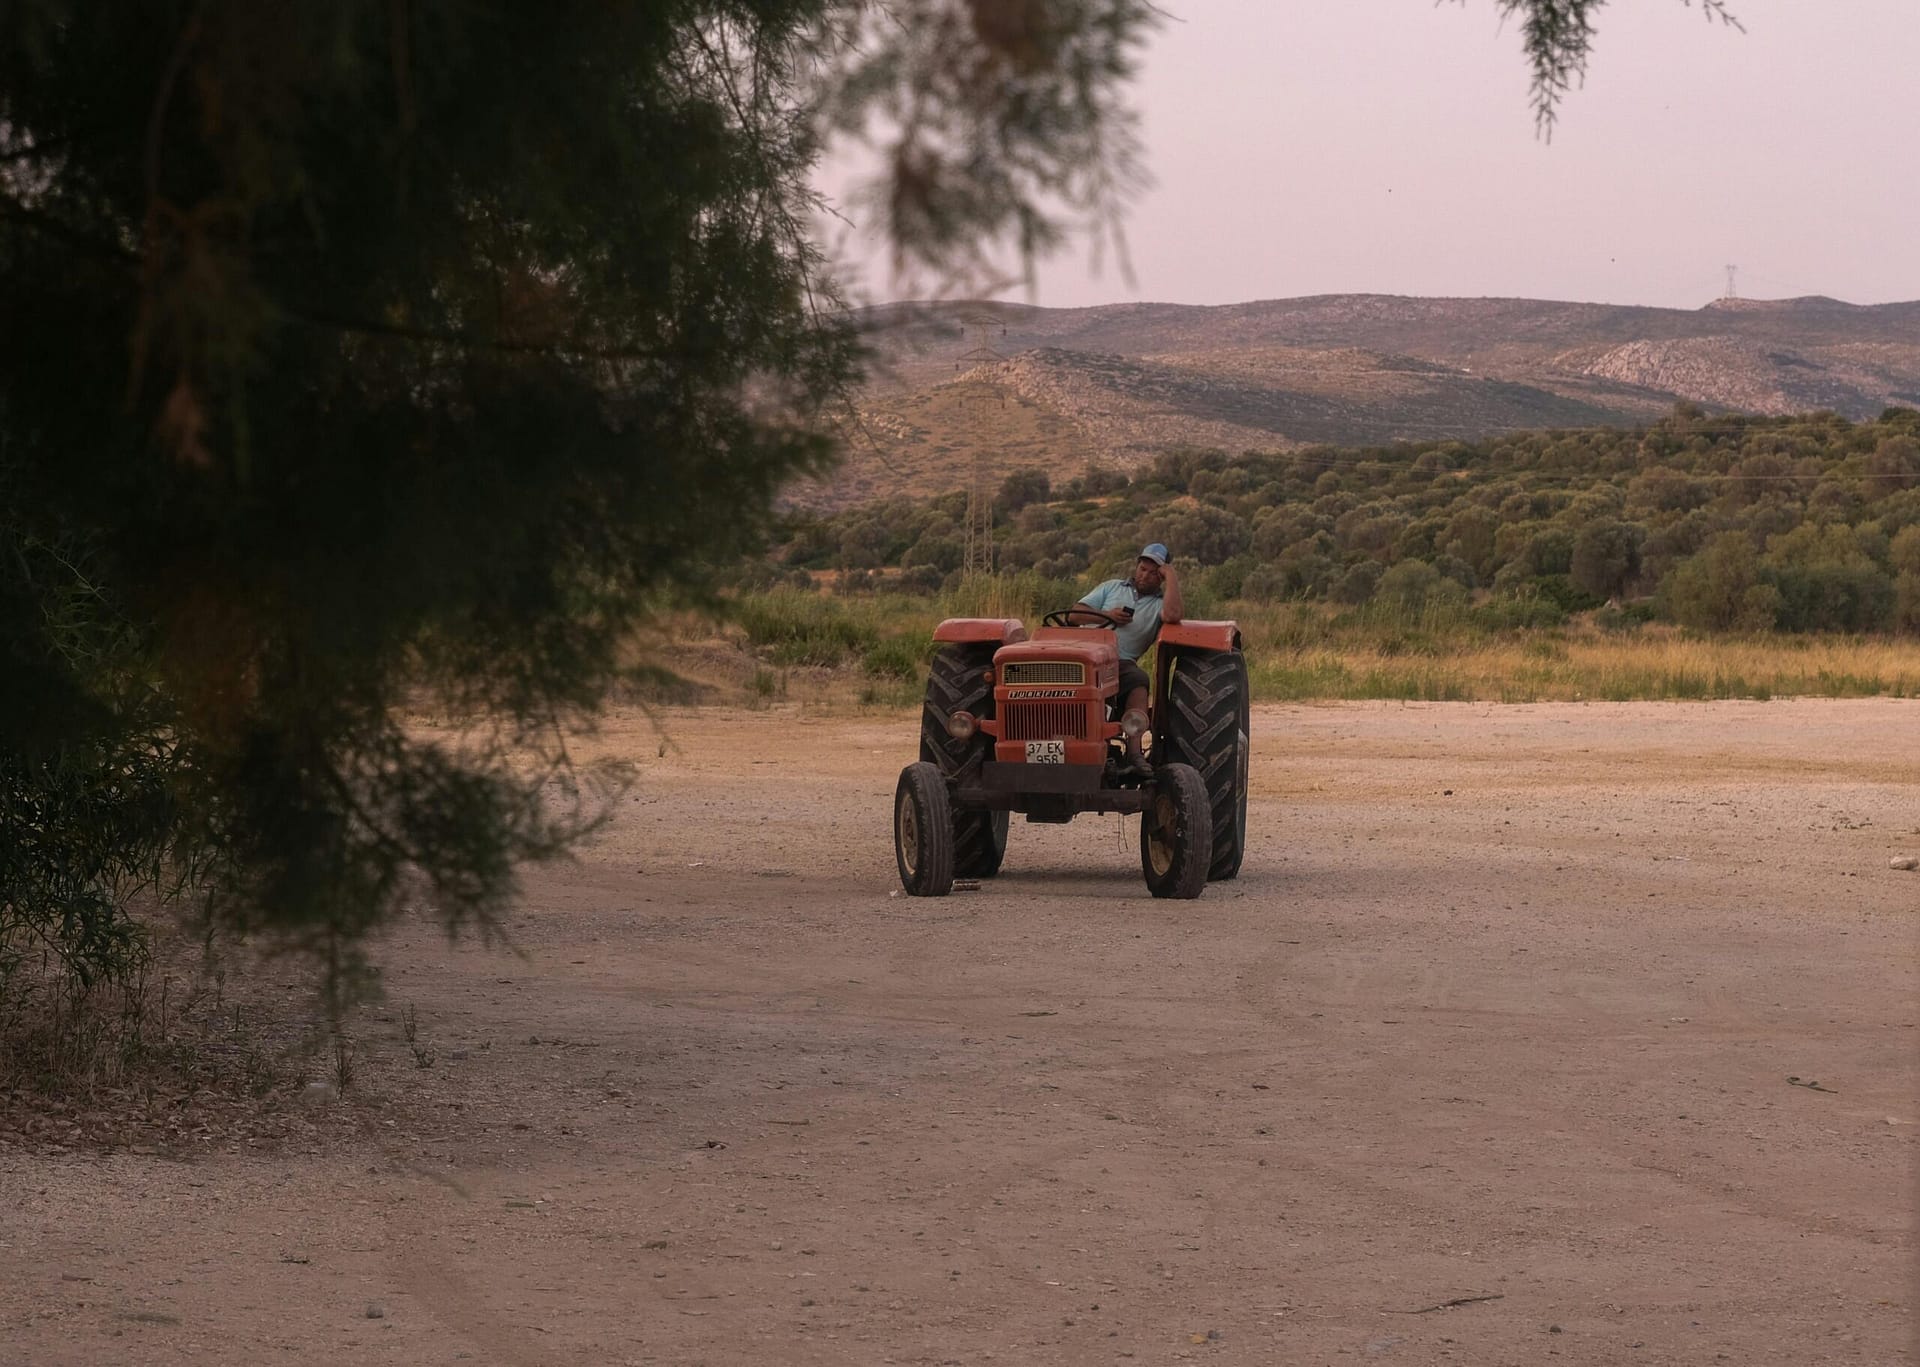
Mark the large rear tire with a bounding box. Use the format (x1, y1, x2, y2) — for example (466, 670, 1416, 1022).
(1140, 763, 1212, 900)
(896, 762, 955, 896)
(920, 644, 1009, 877)
(1158, 649, 1249, 881)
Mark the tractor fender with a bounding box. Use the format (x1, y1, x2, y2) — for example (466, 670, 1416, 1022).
(1156, 620, 1241, 653)
(933, 617, 1029, 646)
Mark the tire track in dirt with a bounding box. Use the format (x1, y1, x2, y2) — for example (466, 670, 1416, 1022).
(1227, 879, 1910, 1255)
(383, 1206, 555, 1367)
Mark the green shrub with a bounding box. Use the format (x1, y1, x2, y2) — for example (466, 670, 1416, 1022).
(1661, 534, 1773, 630)
(1202, 553, 1259, 601)
(747, 668, 787, 703)
(1371, 561, 1468, 623)
(898, 565, 943, 595)
(1591, 601, 1656, 633)
(1531, 573, 1604, 614)
(1570, 520, 1644, 600)
(1241, 565, 1295, 603)
(1896, 572, 1920, 632)
(1476, 594, 1567, 630)
(733, 589, 879, 665)
(1332, 561, 1381, 605)
(773, 411, 1920, 638)
(995, 468, 1051, 515)
(2, 531, 186, 1018)
(861, 636, 926, 680)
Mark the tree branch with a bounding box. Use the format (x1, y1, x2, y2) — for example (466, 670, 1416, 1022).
(0, 203, 141, 267)
(282, 306, 699, 362)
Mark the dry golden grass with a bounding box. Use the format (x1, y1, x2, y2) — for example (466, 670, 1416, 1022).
(705, 586, 1920, 706)
(1244, 617, 1920, 702)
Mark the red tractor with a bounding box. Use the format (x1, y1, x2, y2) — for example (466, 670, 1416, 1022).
(894, 610, 1249, 899)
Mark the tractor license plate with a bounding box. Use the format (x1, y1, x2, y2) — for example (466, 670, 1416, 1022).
(1024, 740, 1067, 764)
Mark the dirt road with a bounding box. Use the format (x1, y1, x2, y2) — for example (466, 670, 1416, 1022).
(3, 700, 1915, 1365)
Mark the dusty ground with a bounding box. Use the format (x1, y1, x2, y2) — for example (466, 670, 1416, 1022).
(3, 699, 1916, 1366)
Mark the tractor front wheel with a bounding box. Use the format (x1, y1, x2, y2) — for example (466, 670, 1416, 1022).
(895, 762, 956, 896)
(1139, 762, 1212, 900)
(922, 644, 1009, 877)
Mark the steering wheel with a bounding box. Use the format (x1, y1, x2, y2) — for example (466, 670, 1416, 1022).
(1043, 607, 1124, 629)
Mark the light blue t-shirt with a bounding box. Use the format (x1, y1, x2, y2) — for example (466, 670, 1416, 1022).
(1078, 578, 1163, 661)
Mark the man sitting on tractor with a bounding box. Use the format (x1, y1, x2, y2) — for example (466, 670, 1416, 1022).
(1063, 542, 1182, 777)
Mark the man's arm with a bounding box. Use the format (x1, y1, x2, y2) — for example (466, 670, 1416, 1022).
(1063, 583, 1131, 626)
(1061, 602, 1132, 626)
(1160, 563, 1183, 624)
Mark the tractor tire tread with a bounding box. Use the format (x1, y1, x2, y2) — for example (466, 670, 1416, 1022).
(1159, 649, 1249, 881)
(1140, 762, 1212, 899)
(920, 644, 1007, 877)
(896, 762, 955, 896)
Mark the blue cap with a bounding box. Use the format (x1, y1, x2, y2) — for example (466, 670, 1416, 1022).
(1139, 543, 1170, 565)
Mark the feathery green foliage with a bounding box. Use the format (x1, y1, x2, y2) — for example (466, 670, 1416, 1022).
(784, 408, 1920, 636)
(3, 2, 871, 1003)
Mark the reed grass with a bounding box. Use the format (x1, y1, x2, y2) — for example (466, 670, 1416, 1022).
(722, 586, 1920, 703)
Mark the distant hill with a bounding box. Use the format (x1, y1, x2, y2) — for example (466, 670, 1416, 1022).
(791, 293, 1920, 510)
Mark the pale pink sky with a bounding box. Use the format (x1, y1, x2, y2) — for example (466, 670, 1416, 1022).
(826, 0, 1920, 310)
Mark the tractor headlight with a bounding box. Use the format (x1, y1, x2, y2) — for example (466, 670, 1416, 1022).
(946, 710, 978, 741)
(1121, 708, 1149, 739)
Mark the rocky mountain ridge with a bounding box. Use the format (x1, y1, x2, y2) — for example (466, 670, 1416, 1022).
(794, 293, 1920, 509)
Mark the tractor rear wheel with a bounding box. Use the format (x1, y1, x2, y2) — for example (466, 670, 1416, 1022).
(1139, 762, 1212, 899)
(1158, 649, 1250, 881)
(895, 762, 955, 896)
(921, 644, 1009, 877)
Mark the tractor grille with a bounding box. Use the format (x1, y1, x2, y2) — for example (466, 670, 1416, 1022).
(1001, 661, 1085, 685)
(1002, 701, 1089, 741)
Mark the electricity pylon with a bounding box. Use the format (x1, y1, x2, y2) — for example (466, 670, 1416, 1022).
(954, 344, 1006, 577)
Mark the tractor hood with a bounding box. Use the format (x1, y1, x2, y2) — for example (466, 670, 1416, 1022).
(993, 628, 1120, 695)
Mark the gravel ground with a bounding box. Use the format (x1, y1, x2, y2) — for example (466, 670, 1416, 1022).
(2, 698, 1914, 1366)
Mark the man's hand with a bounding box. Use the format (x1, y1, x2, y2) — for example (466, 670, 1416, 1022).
(1067, 603, 1129, 626)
